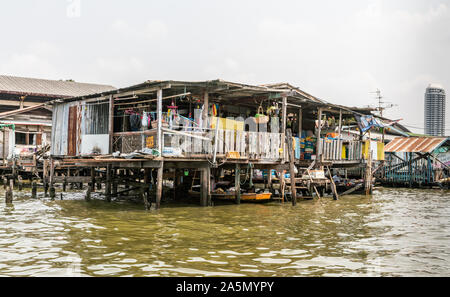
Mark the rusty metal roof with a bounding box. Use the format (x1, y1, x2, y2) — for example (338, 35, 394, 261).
(384, 137, 449, 153)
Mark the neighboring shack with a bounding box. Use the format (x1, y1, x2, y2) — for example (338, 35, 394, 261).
(0, 75, 115, 165)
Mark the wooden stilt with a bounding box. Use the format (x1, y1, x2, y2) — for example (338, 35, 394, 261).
(365, 150, 373, 195)
(63, 175, 67, 192)
(280, 170, 285, 203)
(31, 180, 37, 199)
(201, 167, 208, 207)
(43, 159, 48, 196)
(50, 186, 56, 200)
(5, 186, 12, 204)
(267, 168, 273, 190)
(235, 164, 241, 204)
(18, 176, 23, 191)
(327, 166, 339, 200)
(91, 167, 95, 191)
(106, 164, 112, 202)
(144, 168, 151, 210)
(49, 158, 55, 200)
(156, 163, 164, 209)
(112, 169, 118, 197)
(9, 179, 13, 191)
(286, 129, 297, 206)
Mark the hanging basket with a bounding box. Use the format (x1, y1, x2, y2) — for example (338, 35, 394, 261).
(254, 106, 269, 124)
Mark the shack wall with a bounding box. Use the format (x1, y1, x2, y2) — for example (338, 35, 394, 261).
(52, 100, 110, 156)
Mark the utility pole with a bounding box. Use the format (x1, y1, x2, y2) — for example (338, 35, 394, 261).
(370, 89, 397, 143)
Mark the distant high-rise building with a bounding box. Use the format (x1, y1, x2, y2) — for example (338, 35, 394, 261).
(424, 83, 446, 136)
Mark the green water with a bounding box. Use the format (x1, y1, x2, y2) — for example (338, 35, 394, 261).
(0, 187, 449, 276)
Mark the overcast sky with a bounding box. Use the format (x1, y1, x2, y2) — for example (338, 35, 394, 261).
(0, 0, 449, 133)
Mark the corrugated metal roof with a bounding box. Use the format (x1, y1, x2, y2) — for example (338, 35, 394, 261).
(0, 75, 116, 98)
(385, 137, 449, 153)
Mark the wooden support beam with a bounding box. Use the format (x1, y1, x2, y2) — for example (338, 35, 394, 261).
(106, 164, 112, 202)
(235, 163, 241, 204)
(202, 91, 209, 129)
(365, 151, 373, 195)
(143, 168, 151, 210)
(2, 128, 6, 165)
(316, 108, 323, 164)
(327, 166, 339, 200)
(156, 162, 164, 209)
(31, 181, 37, 199)
(115, 92, 191, 106)
(201, 167, 209, 206)
(340, 183, 363, 196)
(109, 95, 114, 154)
(286, 129, 297, 206)
(157, 89, 163, 154)
(298, 108, 302, 136)
(49, 158, 55, 200)
(282, 96, 287, 163)
(5, 185, 12, 204)
(338, 109, 342, 139)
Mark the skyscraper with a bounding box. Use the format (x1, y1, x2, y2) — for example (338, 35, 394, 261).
(424, 83, 446, 136)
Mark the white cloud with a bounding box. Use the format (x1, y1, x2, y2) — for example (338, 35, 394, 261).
(146, 20, 169, 40)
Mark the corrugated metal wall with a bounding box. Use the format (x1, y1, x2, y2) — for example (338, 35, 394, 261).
(52, 100, 110, 156)
(82, 103, 109, 135)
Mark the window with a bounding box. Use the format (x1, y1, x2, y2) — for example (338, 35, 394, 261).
(15, 132, 34, 145)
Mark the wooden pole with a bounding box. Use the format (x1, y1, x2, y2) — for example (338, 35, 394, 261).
(282, 96, 287, 163)
(280, 170, 285, 203)
(235, 164, 241, 204)
(327, 166, 339, 200)
(207, 167, 212, 206)
(62, 174, 68, 191)
(157, 89, 163, 154)
(365, 150, 373, 195)
(5, 186, 12, 204)
(90, 167, 95, 192)
(156, 162, 164, 209)
(298, 108, 302, 137)
(2, 128, 6, 166)
(286, 129, 297, 206)
(316, 108, 323, 164)
(31, 180, 37, 199)
(201, 167, 208, 206)
(143, 168, 151, 210)
(338, 109, 342, 138)
(202, 91, 209, 129)
(85, 185, 92, 202)
(17, 175, 23, 191)
(106, 164, 112, 202)
(49, 158, 55, 200)
(108, 95, 114, 154)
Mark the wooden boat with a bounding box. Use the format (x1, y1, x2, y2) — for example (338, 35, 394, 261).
(188, 190, 272, 202)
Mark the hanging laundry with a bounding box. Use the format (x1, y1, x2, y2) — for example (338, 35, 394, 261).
(130, 114, 142, 131)
(142, 112, 149, 128)
(212, 104, 219, 117)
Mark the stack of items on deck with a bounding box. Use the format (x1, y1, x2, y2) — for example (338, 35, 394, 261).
(301, 136, 316, 160)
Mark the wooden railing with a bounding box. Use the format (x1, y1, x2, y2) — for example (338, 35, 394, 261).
(163, 129, 284, 160)
(318, 139, 362, 161)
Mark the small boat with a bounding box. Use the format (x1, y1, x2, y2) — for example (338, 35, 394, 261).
(188, 190, 272, 202)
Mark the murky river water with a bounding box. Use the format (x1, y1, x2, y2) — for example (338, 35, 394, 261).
(0, 187, 449, 276)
